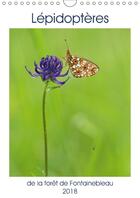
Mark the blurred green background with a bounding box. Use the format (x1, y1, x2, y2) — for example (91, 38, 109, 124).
(10, 29, 130, 176)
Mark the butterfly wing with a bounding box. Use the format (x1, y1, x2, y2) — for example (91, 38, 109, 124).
(70, 56, 99, 78)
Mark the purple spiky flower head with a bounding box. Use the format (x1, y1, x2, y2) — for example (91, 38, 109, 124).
(25, 55, 69, 85)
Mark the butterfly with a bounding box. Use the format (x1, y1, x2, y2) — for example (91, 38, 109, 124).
(65, 40, 99, 78)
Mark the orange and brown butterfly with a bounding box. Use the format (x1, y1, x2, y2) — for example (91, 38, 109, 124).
(64, 39, 99, 78)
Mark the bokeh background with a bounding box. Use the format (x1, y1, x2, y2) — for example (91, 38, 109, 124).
(10, 29, 130, 176)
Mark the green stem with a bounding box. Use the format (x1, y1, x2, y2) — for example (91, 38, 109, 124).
(42, 82, 48, 176)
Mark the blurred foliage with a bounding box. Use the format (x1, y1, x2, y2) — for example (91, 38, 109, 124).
(10, 29, 130, 176)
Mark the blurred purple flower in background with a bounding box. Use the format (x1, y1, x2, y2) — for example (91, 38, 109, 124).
(25, 55, 69, 85)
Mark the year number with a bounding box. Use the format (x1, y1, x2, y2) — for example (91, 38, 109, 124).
(62, 188, 78, 194)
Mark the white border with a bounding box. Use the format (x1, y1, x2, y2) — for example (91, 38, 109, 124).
(0, 3, 140, 198)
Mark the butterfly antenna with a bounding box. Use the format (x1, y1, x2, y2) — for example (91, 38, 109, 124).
(64, 39, 70, 49)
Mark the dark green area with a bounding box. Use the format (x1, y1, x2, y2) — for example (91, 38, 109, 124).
(10, 29, 130, 176)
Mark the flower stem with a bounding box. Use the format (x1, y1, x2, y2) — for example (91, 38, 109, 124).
(42, 81, 48, 176)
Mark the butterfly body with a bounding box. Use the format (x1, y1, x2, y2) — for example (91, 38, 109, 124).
(66, 46, 99, 78)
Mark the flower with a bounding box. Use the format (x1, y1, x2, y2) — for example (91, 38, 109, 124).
(25, 55, 69, 85)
